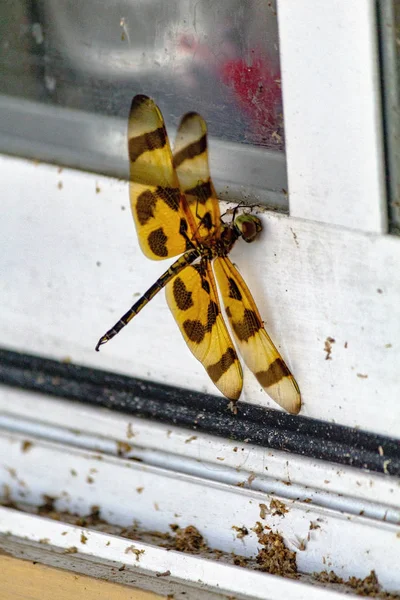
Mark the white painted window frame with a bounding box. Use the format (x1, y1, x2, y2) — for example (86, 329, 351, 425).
(1, 2, 399, 598)
(278, 0, 387, 233)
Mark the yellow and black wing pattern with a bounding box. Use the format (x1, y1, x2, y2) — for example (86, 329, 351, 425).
(213, 256, 301, 414)
(173, 111, 221, 241)
(128, 95, 197, 260)
(97, 93, 301, 413)
(165, 259, 243, 401)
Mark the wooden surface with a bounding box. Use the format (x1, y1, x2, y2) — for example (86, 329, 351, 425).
(0, 555, 163, 600)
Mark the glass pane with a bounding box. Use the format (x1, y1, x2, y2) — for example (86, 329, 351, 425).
(0, 0, 287, 208)
(379, 0, 400, 231)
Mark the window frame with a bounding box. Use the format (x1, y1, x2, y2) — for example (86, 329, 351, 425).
(1, 2, 400, 597)
(277, 0, 388, 233)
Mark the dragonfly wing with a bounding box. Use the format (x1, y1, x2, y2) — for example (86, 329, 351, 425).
(214, 256, 301, 414)
(173, 112, 221, 240)
(166, 259, 243, 401)
(128, 95, 197, 260)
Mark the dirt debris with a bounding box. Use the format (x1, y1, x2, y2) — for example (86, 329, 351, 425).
(255, 528, 297, 577)
(125, 545, 145, 561)
(232, 525, 249, 539)
(259, 503, 268, 519)
(169, 525, 208, 554)
(314, 570, 400, 598)
(324, 337, 335, 360)
(116, 441, 132, 456)
(270, 499, 288, 516)
(2, 497, 399, 597)
(75, 505, 105, 527)
(37, 495, 58, 518)
(21, 441, 33, 453)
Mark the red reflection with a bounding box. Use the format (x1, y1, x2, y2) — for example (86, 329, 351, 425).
(220, 53, 283, 147)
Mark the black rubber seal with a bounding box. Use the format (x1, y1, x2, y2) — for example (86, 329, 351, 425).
(0, 347, 399, 476)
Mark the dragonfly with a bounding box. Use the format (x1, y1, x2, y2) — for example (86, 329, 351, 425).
(96, 95, 301, 414)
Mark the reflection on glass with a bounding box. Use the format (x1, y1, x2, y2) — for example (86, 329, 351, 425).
(0, 0, 283, 150)
(379, 0, 400, 230)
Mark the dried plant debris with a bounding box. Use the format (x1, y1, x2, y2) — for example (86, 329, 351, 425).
(116, 441, 132, 456)
(232, 525, 249, 539)
(126, 423, 135, 439)
(348, 570, 382, 596)
(314, 570, 400, 598)
(254, 527, 297, 578)
(1, 484, 17, 509)
(258, 499, 288, 519)
(21, 440, 33, 453)
(156, 569, 171, 578)
(168, 525, 208, 554)
(37, 495, 58, 517)
(315, 570, 344, 584)
(324, 336, 335, 360)
(184, 435, 198, 444)
(125, 545, 145, 561)
(270, 499, 288, 517)
(291, 535, 307, 551)
(232, 553, 249, 567)
(259, 503, 268, 519)
(75, 505, 105, 527)
(1, 496, 399, 597)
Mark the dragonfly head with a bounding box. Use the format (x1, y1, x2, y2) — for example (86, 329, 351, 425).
(234, 214, 262, 243)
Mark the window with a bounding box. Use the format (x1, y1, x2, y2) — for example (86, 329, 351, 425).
(0, 0, 287, 209)
(1, 2, 400, 598)
(379, 0, 400, 231)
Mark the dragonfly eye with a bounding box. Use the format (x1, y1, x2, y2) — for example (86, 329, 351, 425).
(234, 214, 262, 243)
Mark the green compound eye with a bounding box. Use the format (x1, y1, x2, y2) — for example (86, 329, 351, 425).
(234, 214, 263, 243)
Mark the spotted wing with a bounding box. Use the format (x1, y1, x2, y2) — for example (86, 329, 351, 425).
(128, 95, 197, 260)
(214, 256, 301, 414)
(165, 260, 243, 401)
(173, 112, 221, 241)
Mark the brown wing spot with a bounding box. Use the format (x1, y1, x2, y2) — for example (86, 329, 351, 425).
(186, 180, 213, 206)
(179, 218, 189, 235)
(193, 263, 211, 294)
(179, 218, 195, 251)
(201, 276, 210, 294)
(207, 347, 237, 384)
(201, 211, 213, 231)
(173, 277, 194, 311)
(148, 227, 168, 257)
(157, 186, 182, 212)
(183, 319, 205, 344)
(256, 359, 291, 388)
(128, 127, 167, 163)
(174, 133, 207, 168)
(206, 300, 219, 329)
(136, 190, 157, 225)
(231, 309, 262, 342)
(228, 277, 242, 301)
